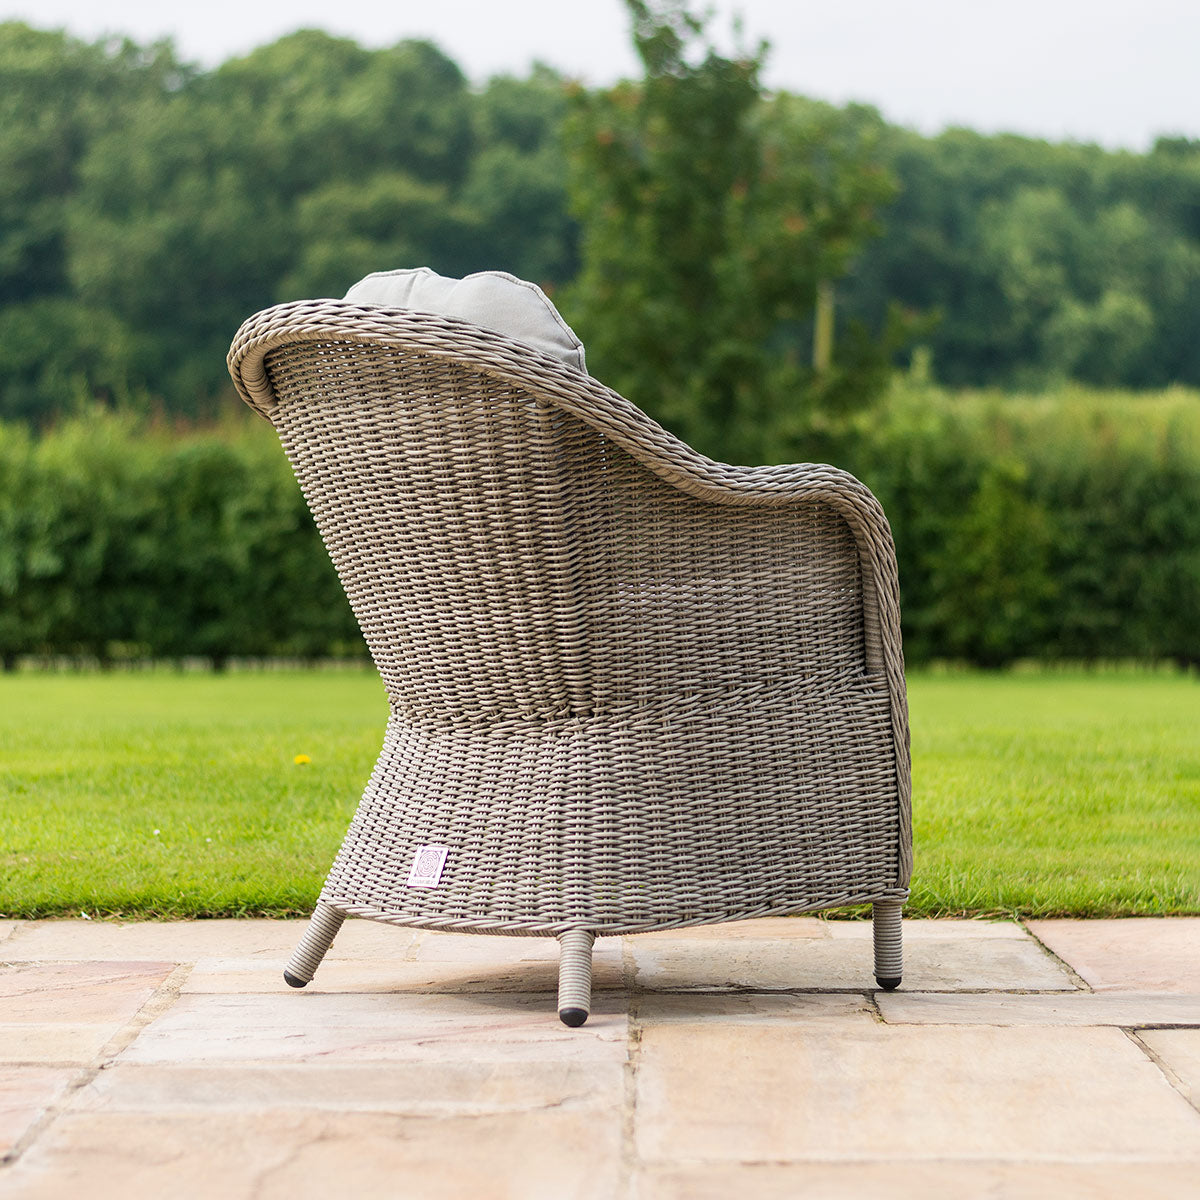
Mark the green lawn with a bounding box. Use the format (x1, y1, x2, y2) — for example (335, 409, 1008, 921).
(0, 671, 387, 918)
(1, 670, 1197, 919)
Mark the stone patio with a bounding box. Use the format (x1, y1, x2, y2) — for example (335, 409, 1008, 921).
(0, 916, 1197, 1198)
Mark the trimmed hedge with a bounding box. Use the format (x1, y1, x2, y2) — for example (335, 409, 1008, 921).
(1, 389, 1198, 669)
(837, 383, 1200, 668)
(0, 414, 361, 668)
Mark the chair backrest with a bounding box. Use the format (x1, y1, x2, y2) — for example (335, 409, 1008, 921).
(234, 306, 871, 724)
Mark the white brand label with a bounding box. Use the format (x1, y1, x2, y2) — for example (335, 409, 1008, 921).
(406, 845, 449, 889)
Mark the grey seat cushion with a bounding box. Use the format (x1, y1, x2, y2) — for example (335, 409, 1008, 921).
(344, 268, 587, 374)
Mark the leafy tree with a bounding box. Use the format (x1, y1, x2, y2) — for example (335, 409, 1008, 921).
(844, 127, 1200, 388)
(63, 31, 482, 412)
(7, 18, 1200, 422)
(979, 187, 1199, 386)
(0, 23, 188, 418)
(460, 68, 578, 285)
(278, 173, 478, 300)
(211, 33, 474, 196)
(0, 23, 188, 304)
(562, 0, 901, 462)
(66, 85, 286, 413)
(0, 299, 137, 422)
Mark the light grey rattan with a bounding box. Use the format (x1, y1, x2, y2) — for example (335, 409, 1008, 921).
(872, 900, 904, 989)
(556, 930, 595, 1026)
(283, 901, 344, 989)
(228, 299, 913, 1025)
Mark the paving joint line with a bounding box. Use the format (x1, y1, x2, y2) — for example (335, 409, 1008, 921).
(618, 937, 645, 1200)
(863, 989, 888, 1023)
(1, 959, 194, 1168)
(1018, 919, 1093, 991)
(1130, 1023, 1200, 1031)
(1125, 1028, 1200, 1117)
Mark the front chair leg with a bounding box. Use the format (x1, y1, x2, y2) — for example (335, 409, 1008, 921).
(556, 930, 595, 1027)
(872, 900, 903, 991)
(284, 901, 345, 988)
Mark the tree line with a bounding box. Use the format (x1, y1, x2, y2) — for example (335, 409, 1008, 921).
(2, 4, 1199, 672)
(3, 13, 1199, 436)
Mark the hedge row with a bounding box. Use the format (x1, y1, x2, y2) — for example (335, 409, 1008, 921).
(0, 415, 360, 669)
(838, 383, 1200, 668)
(2, 390, 1198, 670)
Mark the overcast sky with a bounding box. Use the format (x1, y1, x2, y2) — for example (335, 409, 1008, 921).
(4, 0, 1196, 150)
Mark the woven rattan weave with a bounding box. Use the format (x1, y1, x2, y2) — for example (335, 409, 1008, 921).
(228, 299, 912, 1024)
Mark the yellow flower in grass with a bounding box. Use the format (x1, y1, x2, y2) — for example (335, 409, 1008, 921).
(293, 754, 312, 765)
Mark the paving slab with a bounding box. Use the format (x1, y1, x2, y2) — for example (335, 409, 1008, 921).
(413, 931, 621, 960)
(1141, 1030, 1200, 1107)
(0, 961, 174, 1023)
(3, 915, 1198, 1198)
(0, 1067, 76, 1156)
(635, 1024, 1200, 1163)
(182, 959, 405, 994)
(0, 918, 419, 962)
(3, 919, 307, 962)
(635, 992, 874, 1026)
(181, 952, 626, 994)
(0, 960, 175, 1066)
(1026, 918, 1200, 992)
(629, 932, 1077, 992)
(636, 1161, 1200, 1200)
(663, 917, 828, 939)
(823, 918, 1030, 940)
(0, 1024, 137, 1066)
(68, 1059, 625, 1117)
(121, 991, 628, 1065)
(0, 1108, 625, 1200)
(879, 991, 1200, 1027)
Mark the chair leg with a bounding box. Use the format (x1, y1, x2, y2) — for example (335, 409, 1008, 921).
(873, 900, 903, 991)
(284, 901, 345, 988)
(556, 930, 595, 1027)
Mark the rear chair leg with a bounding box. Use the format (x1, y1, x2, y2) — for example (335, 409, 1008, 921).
(557, 930, 595, 1027)
(284, 901, 345, 988)
(872, 900, 903, 991)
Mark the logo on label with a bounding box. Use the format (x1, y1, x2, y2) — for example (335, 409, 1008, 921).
(406, 844, 449, 889)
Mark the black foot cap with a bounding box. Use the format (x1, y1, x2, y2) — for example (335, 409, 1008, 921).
(876, 976, 901, 992)
(559, 1007, 589, 1028)
(283, 970, 309, 989)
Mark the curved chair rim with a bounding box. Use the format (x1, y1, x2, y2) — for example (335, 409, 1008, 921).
(228, 299, 881, 514)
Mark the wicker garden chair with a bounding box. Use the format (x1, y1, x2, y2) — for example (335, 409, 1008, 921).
(227, 285, 912, 1026)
